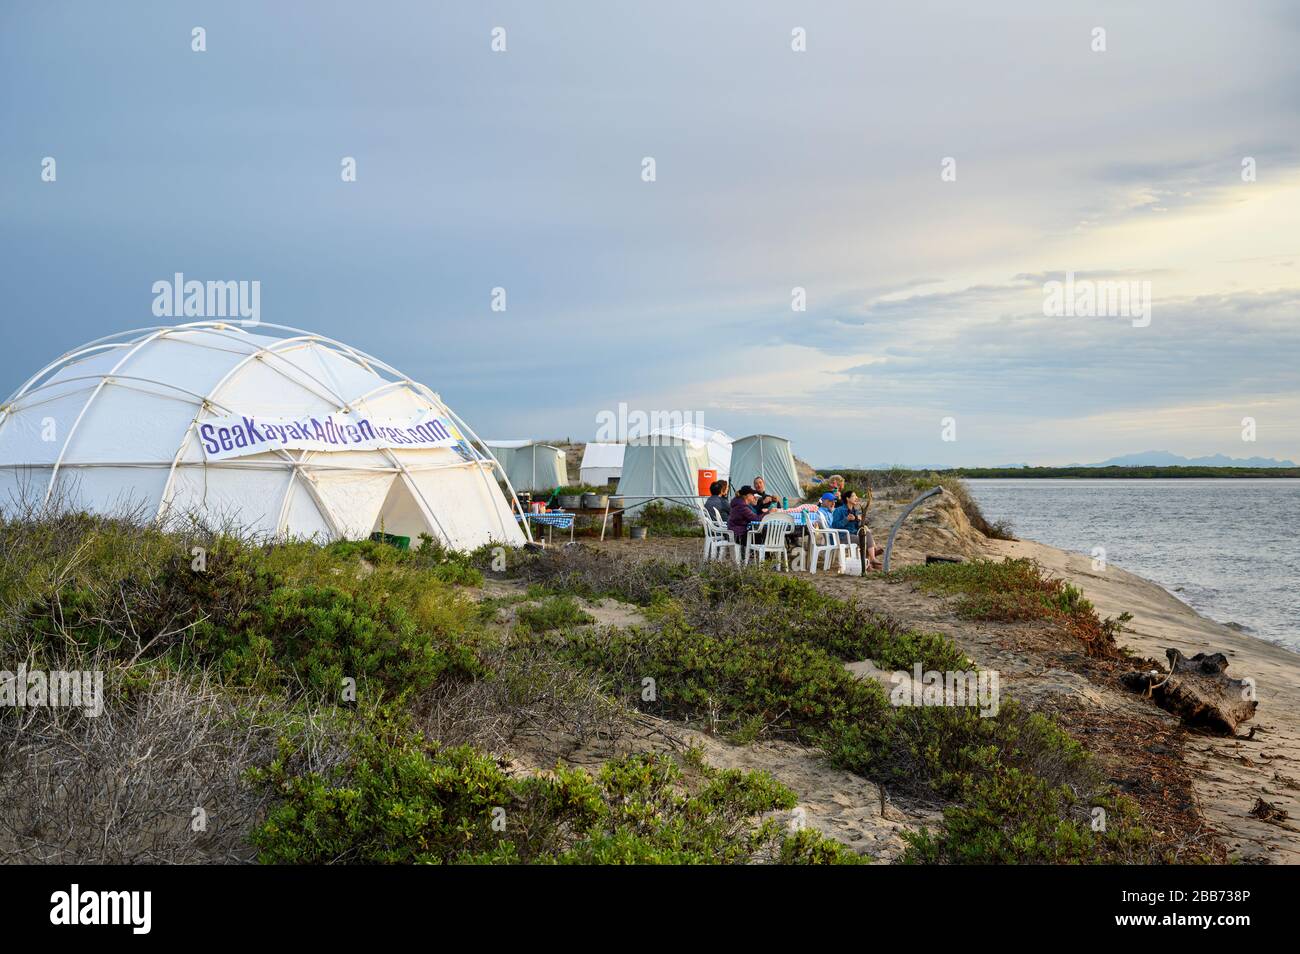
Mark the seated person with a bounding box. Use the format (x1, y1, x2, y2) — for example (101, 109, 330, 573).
(727, 486, 762, 542)
(751, 475, 777, 511)
(833, 491, 881, 569)
(702, 480, 730, 522)
(757, 498, 797, 547)
(816, 492, 852, 544)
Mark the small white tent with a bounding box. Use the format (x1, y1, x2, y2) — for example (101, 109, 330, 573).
(729, 434, 802, 503)
(647, 422, 733, 479)
(0, 321, 527, 548)
(579, 442, 624, 486)
(617, 437, 709, 517)
(485, 441, 568, 492)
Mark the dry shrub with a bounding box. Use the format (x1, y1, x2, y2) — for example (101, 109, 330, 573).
(0, 667, 348, 864)
(410, 641, 632, 764)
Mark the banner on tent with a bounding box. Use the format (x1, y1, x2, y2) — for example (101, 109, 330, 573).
(198, 411, 464, 460)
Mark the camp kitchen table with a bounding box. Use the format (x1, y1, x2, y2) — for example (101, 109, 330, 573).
(568, 505, 623, 540)
(516, 511, 576, 544)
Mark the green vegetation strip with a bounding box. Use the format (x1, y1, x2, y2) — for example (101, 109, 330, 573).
(894, 557, 1131, 659)
(515, 550, 1177, 862)
(1, 514, 1187, 863)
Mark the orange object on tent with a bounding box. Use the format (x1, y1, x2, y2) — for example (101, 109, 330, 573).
(697, 468, 717, 496)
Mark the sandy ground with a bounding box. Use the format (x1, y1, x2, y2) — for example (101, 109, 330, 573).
(582, 488, 1300, 862)
(987, 537, 1300, 863)
(678, 727, 939, 862)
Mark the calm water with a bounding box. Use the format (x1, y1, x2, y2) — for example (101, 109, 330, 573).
(965, 479, 1300, 652)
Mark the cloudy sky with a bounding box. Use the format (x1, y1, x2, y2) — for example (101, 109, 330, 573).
(3, 1, 1298, 466)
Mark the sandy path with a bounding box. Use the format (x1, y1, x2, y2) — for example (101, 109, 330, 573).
(676, 727, 939, 863)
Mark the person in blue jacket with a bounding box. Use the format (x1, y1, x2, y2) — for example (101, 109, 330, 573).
(832, 491, 881, 569)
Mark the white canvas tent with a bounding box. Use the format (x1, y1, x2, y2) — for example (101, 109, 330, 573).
(0, 321, 527, 548)
(617, 437, 709, 517)
(485, 441, 567, 492)
(579, 442, 624, 486)
(647, 422, 733, 479)
(729, 434, 802, 503)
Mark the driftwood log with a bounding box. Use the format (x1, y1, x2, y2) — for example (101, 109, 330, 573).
(1121, 649, 1257, 735)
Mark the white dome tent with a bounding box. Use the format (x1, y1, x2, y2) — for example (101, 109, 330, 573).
(0, 321, 527, 549)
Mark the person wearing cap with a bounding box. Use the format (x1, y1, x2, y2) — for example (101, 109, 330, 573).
(728, 485, 762, 542)
(816, 491, 851, 543)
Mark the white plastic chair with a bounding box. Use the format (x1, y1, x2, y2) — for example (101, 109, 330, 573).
(807, 511, 857, 574)
(745, 513, 794, 569)
(836, 538, 862, 572)
(701, 510, 741, 563)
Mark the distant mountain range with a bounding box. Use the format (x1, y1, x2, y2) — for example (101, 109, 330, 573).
(1069, 451, 1298, 468)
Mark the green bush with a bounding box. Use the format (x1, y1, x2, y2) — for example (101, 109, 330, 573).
(633, 502, 703, 538)
(250, 719, 857, 865)
(195, 584, 484, 698)
(17, 528, 491, 700)
(558, 614, 893, 743)
(901, 770, 1153, 864)
(510, 547, 1170, 862)
(896, 558, 1122, 658)
(515, 595, 595, 633)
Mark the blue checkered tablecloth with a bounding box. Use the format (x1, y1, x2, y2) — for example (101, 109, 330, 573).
(749, 511, 854, 542)
(517, 512, 576, 529)
(748, 509, 825, 528)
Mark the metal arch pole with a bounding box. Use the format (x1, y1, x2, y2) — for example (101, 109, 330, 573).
(155, 395, 325, 527)
(881, 486, 945, 574)
(439, 403, 532, 544)
(154, 336, 344, 523)
(42, 327, 173, 506)
(309, 332, 528, 546)
(255, 341, 456, 547)
(407, 385, 532, 545)
(1, 342, 130, 410)
(151, 335, 383, 534)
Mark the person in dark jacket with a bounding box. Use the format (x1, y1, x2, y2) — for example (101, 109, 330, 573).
(830, 491, 859, 535)
(727, 486, 761, 542)
(702, 480, 731, 522)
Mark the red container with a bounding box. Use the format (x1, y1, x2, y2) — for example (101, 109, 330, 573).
(697, 468, 717, 496)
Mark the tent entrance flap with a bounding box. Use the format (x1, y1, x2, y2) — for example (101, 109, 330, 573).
(372, 475, 430, 542)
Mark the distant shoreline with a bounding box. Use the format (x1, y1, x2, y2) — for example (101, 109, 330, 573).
(819, 466, 1300, 479)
